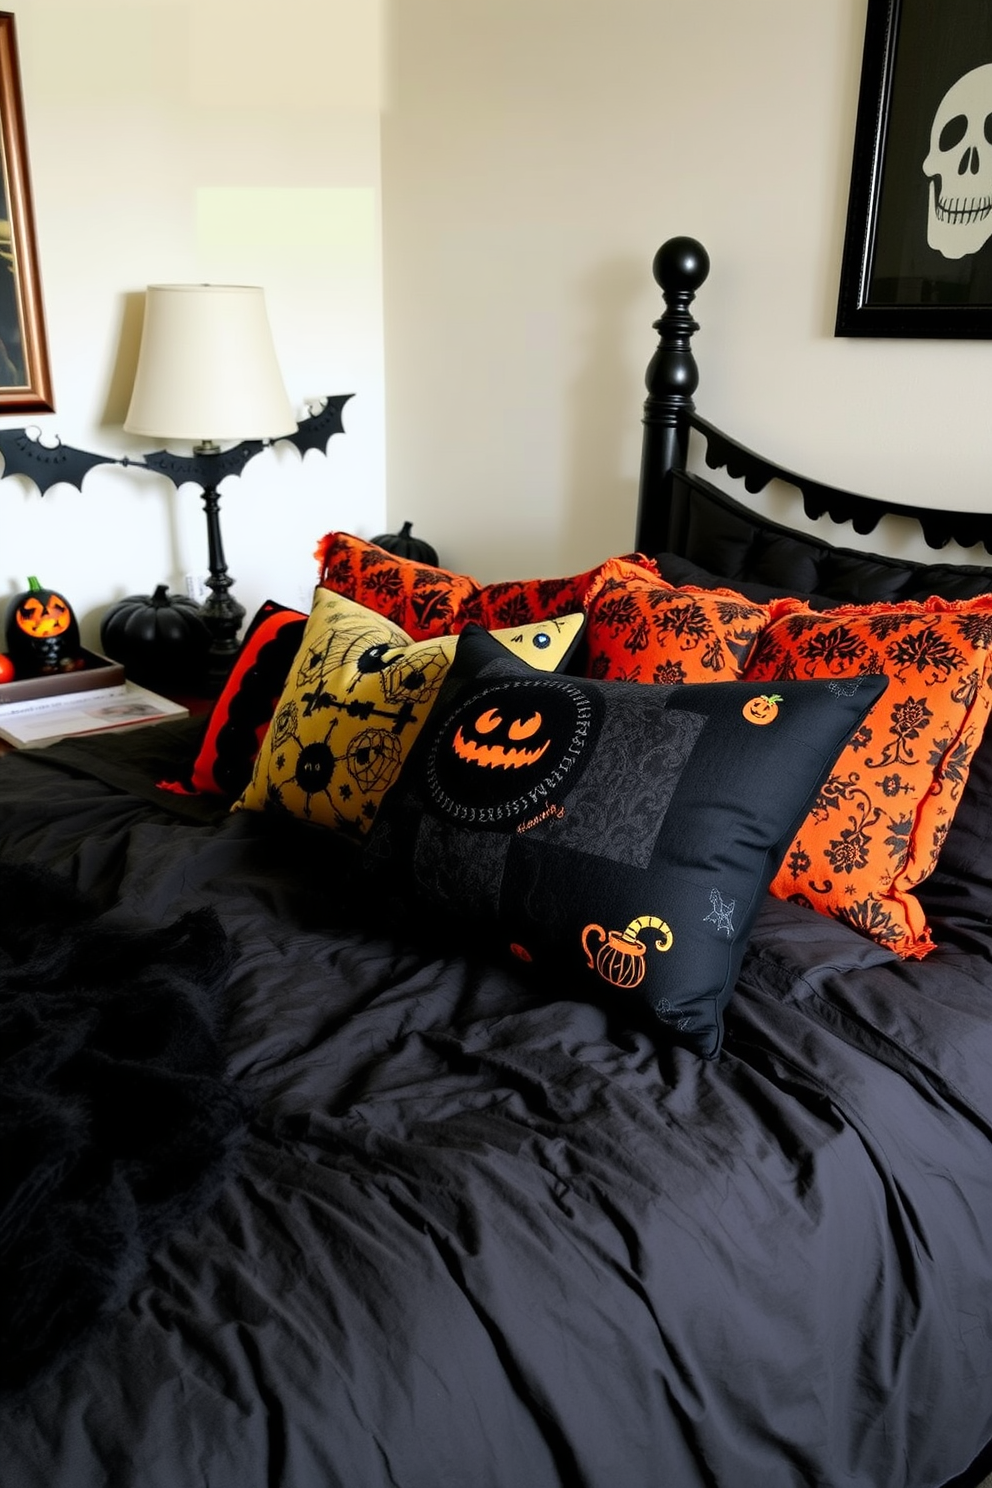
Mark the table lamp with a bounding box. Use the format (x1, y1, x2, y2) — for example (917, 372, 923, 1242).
(124, 283, 297, 687)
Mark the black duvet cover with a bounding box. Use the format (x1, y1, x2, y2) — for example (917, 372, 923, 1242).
(2, 719, 991, 1488)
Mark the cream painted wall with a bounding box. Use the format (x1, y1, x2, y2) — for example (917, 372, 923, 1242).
(5, 0, 991, 655)
(380, 0, 992, 582)
(2, 0, 387, 650)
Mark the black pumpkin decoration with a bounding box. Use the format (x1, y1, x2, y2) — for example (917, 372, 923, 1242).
(371, 520, 439, 566)
(5, 576, 84, 677)
(100, 584, 211, 691)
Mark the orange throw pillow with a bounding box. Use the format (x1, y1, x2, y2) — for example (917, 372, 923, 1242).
(583, 559, 770, 682)
(746, 595, 992, 956)
(316, 531, 480, 638)
(315, 530, 660, 640)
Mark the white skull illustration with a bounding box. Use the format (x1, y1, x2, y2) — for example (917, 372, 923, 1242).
(922, 63, 992, 259)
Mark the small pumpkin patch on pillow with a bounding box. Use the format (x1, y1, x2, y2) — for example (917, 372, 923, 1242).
(234, 590, 584, 835)
(746, 593, 992, 956)
(582, 559, 770, 683)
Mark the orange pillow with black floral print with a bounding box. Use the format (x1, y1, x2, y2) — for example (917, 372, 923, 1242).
(467, 565, 604, 629)
(745, 594, 992, 957)
(583, 559, 771, 683)
(315, 530, 661, 641)
(316, 531, 480, 638)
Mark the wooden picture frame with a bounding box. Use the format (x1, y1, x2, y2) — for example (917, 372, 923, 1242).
(835, 0, 992, 339)
(0, 11, 52, 410)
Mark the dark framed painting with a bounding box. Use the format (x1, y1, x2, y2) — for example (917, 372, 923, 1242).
(835, 0, 992, 338)
(0, 11, 52, 410)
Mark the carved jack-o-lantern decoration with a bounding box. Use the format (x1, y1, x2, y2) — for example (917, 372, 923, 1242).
(427, 676, 598, 827)
(742, 693, 781, 726)
(5, 577, 84, 677)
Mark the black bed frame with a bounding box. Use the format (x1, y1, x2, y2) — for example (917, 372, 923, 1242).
(636, 237, 992, 561)
(636, 240, 992, 1488)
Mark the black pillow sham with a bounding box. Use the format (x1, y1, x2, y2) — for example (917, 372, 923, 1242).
(362, 626, 887, 1058)
(653, 552, 837, 609)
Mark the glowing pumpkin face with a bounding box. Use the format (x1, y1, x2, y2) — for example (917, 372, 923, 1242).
(16, 590, 72, 638)
(427, 676, 599, 827)
(5, 577, 83, 677)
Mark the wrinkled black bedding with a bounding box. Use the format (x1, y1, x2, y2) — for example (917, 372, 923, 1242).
(0, 856, 246, 1392)
(1, 721, 991, 1488)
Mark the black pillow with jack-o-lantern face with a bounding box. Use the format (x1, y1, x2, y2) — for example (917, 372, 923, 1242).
(363, 625, 888, 1058)
(425, 675, 601, 828)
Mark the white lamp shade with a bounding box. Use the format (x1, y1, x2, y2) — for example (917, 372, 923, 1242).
(124, 284, 297, 442)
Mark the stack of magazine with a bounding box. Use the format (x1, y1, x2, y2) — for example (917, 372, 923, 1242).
(0, 650, 188, 750)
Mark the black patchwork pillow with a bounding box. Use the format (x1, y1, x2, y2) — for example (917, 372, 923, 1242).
(363, 627, 887, 1058)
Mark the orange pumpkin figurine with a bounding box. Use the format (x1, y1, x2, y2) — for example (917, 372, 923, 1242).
(5, 577, 84, 677)
(742, 693, 782, 726)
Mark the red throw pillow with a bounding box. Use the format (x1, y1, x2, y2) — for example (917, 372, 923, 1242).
(189, 601, 307, 795)
(746, 594, 992, 956)
(582, 559, 770, 682)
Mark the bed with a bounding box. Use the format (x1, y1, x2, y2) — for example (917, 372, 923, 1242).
(2, 236, 992, 1488)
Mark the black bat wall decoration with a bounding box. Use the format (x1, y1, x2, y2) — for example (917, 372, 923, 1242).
(0, 393, 353, 497)
(281, 394, 353, 459)
(0, 428, 121, 496)
(125, 441, 268, 489)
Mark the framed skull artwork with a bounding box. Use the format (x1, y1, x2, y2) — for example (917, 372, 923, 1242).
(835, 0, 992, 337)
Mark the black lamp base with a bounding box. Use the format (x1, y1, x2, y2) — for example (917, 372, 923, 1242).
(197, 463, 246, 694)
(199, 588, 246, 693)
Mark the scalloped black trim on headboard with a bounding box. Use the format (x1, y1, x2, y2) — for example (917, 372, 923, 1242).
(636, 237, 992, 557)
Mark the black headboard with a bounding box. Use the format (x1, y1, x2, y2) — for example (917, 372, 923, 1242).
(635, 238, 992, 602)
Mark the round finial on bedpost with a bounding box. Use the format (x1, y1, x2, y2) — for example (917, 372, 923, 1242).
(652, 236, 710, 297)
(636, 237, 710, 555)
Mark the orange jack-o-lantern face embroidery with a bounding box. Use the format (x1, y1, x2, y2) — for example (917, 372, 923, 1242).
(16, 593, 72, 638)
(452, 707, 551, 770)
(427, 677, 599, 827)
(742, 693, 782, 725)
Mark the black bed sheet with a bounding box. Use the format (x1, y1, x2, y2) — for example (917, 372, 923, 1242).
(1, 729, 991, 1488)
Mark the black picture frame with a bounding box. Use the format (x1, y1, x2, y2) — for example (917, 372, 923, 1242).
(0, 11, 52, 410)
(835, 0, 992, 338)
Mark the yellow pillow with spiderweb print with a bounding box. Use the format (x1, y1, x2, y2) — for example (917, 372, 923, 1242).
(233, 587, 585, 836)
